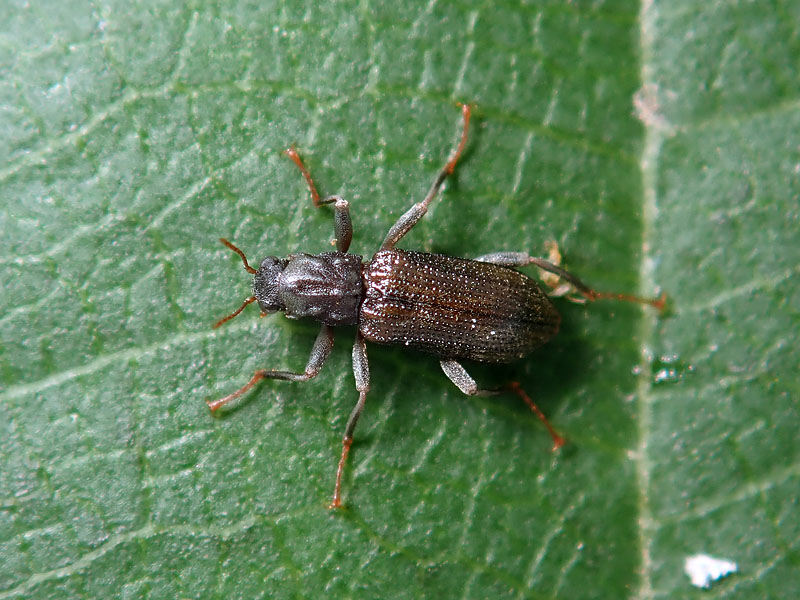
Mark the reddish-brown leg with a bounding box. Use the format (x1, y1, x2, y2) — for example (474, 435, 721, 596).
(507, 381, 565, 451)
(207, 325, 335, 412)
(284, 146, 322, 206)
(380, 103, 472, 250)
(207, 370, 269, 412)
(284, 147, 354, 253)
(440, 359, 564, 451)
(329, 435, 353, 509)
(528, 254, 666, 310)
(473, 250, 666, 312)
(329, 334, 370, 509)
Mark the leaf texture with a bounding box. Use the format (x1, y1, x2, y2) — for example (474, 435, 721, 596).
(1, 1, 798, 598)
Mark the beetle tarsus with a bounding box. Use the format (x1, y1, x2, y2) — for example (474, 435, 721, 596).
(207, 369, 268, 412)
(284, 146, 322, 206)
(507, 381, 565, 451)
(329, 435, 353, 510)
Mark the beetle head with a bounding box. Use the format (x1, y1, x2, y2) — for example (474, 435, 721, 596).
(214, 238, 287, 329)
(253, 256, 288, 314)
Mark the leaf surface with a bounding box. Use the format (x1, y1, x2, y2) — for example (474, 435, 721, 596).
(1, 1, 797, 598)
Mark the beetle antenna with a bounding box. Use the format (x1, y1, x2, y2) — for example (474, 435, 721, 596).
(213, 296, 257, 329)
(220, 238, 257, 274)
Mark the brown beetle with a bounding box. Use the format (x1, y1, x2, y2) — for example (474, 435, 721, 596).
(209, 105, 664, 508)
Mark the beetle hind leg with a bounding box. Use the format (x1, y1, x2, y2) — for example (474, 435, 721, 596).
(474, 249, 666, 311)
(506, 381, 565, 451)
(440, 359, 564, 450)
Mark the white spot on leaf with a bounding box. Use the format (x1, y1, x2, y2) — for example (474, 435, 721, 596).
(684, 554, 737, 588)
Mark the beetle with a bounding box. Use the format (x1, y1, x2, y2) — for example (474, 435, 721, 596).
(208, 104, 664, 508)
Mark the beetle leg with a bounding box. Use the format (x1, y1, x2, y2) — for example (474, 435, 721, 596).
(473, 251, 540, 266)
(440, 359, 499, 397)
(317, 196, 353, 253)
(284, 148, 353, 252)
(381, 104, 471, 250)
(206, 325, 335, 412)
(506, 382, 565, 451)
(440, 359, 564, 451)
(329, 333, 371, 509)
(284, 146, 323, 206)
(475, 251, 578, 298)
(474, 251, 666, 310)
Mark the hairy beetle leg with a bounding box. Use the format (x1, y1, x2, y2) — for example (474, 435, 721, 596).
(440, 359, 565, 451)
(474, 249, 666, 311)
(284, 147, 353, 252)
(207, 325, 335, 412)
(380, 103, 471, 250)
(329, 334, 371, 509)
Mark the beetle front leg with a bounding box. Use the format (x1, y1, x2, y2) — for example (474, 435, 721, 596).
(207, 325, 335, 412)
(440, 359, 564, 450)
(381, 104, 471, 250)
(474, 251, 666, 310)
(329, 333, 370, 509)
(284, 148, 353, 252)
(317, 196, 353, 252)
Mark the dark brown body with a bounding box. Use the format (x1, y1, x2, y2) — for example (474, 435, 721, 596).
(210, 105, 654, 507)
(360, 249, 560, 363)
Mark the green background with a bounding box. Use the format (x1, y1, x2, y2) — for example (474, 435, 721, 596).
(2, 1, 798, 598)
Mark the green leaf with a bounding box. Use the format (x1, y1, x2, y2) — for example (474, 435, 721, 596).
(1, 1, 797, 598)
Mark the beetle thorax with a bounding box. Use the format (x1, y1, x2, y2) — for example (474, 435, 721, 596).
(254, 252, 364, 326)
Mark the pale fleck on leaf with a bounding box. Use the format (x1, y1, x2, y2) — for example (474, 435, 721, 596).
(685, 554, 738, 589)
